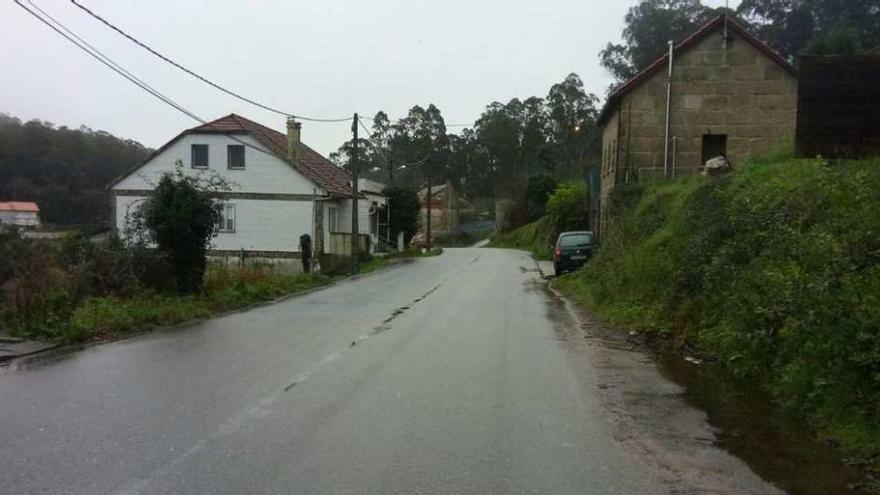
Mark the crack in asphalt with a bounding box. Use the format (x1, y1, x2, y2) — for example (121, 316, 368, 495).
(283, 280, 447, 394)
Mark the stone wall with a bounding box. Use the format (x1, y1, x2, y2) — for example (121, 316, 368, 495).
(608, 27, 798, 183)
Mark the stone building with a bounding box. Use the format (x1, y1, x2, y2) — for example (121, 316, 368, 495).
(597, 14, 798, 233)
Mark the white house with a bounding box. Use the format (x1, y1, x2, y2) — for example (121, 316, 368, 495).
(0, 201, 40, 228)
(110, 114, 377, 268)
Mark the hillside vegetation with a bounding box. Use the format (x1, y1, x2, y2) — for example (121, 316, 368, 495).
(490, 181, 590, 260)
(0, 114, 151, 227)
(559, 156, 880, 458)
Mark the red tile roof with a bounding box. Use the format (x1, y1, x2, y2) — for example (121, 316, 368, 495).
(0, 202, 39, 213)
(189, 114, 355, 197)
(598, 14, 798, 125)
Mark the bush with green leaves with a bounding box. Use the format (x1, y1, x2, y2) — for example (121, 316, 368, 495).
(128, 168, 228, 294)
(560, 156, 880, 457)
(545, 181, 590, 235)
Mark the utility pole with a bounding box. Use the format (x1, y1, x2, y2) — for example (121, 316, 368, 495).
(425, 152, 432, 251)
(351, 113, 360, 273)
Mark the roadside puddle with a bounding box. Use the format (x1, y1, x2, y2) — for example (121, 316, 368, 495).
(541, 278, 877, 494)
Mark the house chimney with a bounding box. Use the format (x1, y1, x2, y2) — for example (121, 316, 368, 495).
(286, 117, 302, 165)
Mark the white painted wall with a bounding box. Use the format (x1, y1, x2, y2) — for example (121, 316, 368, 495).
(112, 132, 371, 256)
(0, 211, 39, 226)
(116, 195, 316, 253)
(113, 133, 321, 195)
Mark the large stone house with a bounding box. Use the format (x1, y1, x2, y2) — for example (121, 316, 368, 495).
(110, 114, 377, 270)
(597, 14, 798, 233)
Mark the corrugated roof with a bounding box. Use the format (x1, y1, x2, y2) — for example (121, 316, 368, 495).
(597, 14, 798, 125)
(0, 202, 39, 212)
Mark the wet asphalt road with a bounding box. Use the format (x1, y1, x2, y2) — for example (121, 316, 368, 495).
(0, 248, 661, 494)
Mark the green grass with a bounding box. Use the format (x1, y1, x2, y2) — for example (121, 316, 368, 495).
(17, 259, 393, 345)
(65, 267, 335, 343)
(489, 217, 554, 260)
(559, 156, 880, 461)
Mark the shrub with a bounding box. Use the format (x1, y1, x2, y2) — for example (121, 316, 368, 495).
(546, 181, 590, 235)
(127, 167, 228, 294)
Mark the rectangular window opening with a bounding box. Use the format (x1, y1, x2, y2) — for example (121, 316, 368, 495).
(701, 134, 728, 165)
(227, 145, 245, 169)
(217, 203, 236, 233)
(328, 206, 339, 233)
(192, 144, 209, 168)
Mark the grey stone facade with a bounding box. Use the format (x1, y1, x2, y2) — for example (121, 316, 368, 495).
(598, 16, 798, 234)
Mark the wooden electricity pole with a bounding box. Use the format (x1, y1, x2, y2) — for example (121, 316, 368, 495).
(425, 152, 432, 251)
(351, 113, 360, 273)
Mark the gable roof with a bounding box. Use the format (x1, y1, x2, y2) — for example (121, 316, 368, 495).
(0, 201, 39, 213)
(597, 14, 798, 126)
(111, 114, 355, 198)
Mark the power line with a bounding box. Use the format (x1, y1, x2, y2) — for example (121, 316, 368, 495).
(16, 0, 279, 160)
(358, 111, 472, 129)
(69, 0, 352, 124)
(356, 116, 373, 139)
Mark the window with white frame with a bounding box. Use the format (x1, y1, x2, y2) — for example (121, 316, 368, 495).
(328, 206, 339, 233)
(217, 203, 236, 233)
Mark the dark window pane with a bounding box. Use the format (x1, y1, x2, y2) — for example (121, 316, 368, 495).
(192, 144, 209, 168)
(227, 145, 245, 169)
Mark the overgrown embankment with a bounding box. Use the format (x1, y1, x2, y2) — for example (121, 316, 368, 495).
(558, 157, 880, 460)
(490, 181, 589, 260)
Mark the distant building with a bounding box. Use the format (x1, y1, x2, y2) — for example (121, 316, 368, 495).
(0, 201, 40, 228)
(419, 181, 461, 235)
(597, 14, 799, 234)
(358, 178, 390, 251)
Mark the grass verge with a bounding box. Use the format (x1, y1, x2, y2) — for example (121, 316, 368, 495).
(562, 156, 880, 462)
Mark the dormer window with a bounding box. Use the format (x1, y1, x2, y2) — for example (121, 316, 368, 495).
(191, 144, 209, 168)
(227, 145, 245, 169)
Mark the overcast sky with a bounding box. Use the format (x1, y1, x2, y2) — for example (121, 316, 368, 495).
(1, 0, 737, 157)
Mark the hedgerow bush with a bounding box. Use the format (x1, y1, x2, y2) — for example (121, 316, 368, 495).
(561, 157, 880, 457)
(491, 181, 590, 258)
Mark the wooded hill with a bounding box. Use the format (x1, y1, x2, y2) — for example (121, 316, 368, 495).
(0, 113, 151, 228)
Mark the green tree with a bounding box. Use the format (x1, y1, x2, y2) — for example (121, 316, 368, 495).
(546, 74, 601, 179)
(128, 168, 227, 294)
(738, 0, 880, 58)
(525, 174, 557, 220)
(382, 186, 420, 246)
(0, 113, 151, 226)
(600, 0, 715, 84)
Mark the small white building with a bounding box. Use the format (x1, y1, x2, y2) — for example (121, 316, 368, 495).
(110, 114, 379, 268)
(0, 201, 40, 228)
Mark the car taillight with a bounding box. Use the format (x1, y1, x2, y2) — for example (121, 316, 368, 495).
(555, 247, 561, 259)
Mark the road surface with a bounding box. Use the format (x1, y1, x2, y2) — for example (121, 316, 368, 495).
(0, 248, 765, 494)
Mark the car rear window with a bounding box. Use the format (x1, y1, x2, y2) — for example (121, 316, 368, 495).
(560, 234, 594, 247)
